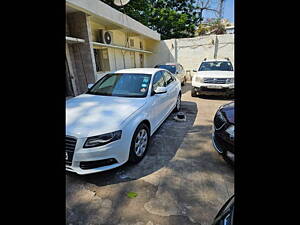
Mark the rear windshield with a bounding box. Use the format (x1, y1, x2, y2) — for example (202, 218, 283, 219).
(155, 65, 176, 74)
(199, 61, 233, 71)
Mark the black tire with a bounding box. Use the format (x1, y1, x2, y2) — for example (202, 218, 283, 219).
(173, 94, 181, 112)
(129, 123, 150, 163)
(191, 88, 197, 97)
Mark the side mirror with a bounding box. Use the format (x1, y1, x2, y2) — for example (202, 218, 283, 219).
(154, 86, 167, 94)
(87, 83, 94, 89)
(193, 69, 197, 72)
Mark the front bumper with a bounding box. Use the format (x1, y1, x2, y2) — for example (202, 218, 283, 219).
(192, 83, 234, 96)
(66, 138, 130, 175)
(212, 127, 234, 162)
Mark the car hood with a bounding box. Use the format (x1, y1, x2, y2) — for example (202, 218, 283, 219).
(221, 102, 234, 124)
(66, 94, 146, 138)
(196, 70, 234, 78)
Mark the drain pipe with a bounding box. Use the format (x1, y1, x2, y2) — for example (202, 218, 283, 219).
(175, 39, 178, 63)
(214, 35, 219, 59)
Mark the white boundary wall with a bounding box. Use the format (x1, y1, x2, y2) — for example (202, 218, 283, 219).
(148, 34, 234, 77)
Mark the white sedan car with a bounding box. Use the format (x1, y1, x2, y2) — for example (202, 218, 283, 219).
(66, 68, 181, 175)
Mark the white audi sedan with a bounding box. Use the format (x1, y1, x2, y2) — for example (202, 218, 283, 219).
(66, 68, 181, 175)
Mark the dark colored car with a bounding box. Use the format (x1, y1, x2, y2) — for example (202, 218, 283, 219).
(154, 63, 187, 85)
(212, 102, 234, 164)
(212, 195, 234, 225)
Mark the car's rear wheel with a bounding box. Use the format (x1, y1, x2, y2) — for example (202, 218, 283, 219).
(129, 123, 150, 163)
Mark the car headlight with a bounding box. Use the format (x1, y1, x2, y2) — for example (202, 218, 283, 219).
(225, 125, 234, 137)
(83, 130, 122, 148)
(195, 76, 203, 83)
(226, 78, 234, 84)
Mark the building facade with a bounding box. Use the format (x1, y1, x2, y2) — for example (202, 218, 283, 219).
(65, 0, 161, 97)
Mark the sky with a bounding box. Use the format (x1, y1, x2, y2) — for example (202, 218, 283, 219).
(203, 0, 234, 24)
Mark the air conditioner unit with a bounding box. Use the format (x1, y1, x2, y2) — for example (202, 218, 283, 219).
(97, 30, 113, 44)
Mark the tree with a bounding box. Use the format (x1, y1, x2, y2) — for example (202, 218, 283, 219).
(194, 0, 219, 25)
(196, 18, 227, 35)
(148, 0, 199, 39)
(100, 0, 200, 40)
(100, 0, 152, 26)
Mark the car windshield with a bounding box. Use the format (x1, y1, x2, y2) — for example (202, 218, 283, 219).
(155, 65, 176, 74)
(87, 73, 151, 98)
(199, 61, 233, 71)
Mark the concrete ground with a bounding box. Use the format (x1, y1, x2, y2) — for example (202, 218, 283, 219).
(66, 82, 234, 225)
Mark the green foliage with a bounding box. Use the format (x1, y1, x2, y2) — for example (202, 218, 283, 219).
(100, 0, 199, 40)
(206, 18, 226, 35)
(196, 24, 209, 35)
(196, 18, 227, 35)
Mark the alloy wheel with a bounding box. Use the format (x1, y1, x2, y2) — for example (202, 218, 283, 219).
(134, 129, 148, 157)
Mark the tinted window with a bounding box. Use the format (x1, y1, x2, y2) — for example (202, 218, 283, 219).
(87, 73, 151, 97)
(155, 65, 176, 74)
(199, 61, 233, 71)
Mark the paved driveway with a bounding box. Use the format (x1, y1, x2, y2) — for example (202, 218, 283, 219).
(66, 83, 234, 225)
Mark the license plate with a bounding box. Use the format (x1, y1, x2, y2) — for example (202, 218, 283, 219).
(206, 85, 223, 89)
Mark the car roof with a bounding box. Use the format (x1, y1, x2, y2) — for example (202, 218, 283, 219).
(156, 62, 179, 66)
(114, 68, 164, 75)
(203, 59, 231, 62)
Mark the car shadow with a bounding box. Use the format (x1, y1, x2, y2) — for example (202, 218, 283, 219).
(197, 95, 234, 101)
(66, 100, 198, 187)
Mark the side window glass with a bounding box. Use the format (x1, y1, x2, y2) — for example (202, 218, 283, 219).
(163, 71, 174, 86)
(153, 71, 165, 90)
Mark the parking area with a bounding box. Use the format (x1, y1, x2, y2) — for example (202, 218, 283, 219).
(66, 82, 234, 225)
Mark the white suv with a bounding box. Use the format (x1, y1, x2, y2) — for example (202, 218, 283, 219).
(191, 58, 234, 97)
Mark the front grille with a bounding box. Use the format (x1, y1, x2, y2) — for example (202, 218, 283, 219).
(214, 111, 226, 130)
(65, 136, 77, 165)
(80, 158, 118, 170)
(204, 78, 227, 84)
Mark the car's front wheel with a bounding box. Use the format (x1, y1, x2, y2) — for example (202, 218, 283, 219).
(173, 94, 181, 112)
(129, 123, 150, 163)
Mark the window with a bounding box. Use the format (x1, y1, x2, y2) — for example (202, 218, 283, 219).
(130, 39, 134, 47)
(199, 61, 233, 71)
(139, 54, 144, 67)
(163, 71, 175, 86)
(87, 73, 151, 98)
(154, 65, 176, 74)
(152, 71, 165, 90)
(93, 48, 110, 72)
(140, 41, 143, 50)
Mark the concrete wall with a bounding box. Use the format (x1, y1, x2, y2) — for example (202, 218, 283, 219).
(67, 12, 97, 94)
(90, 21, 155, 81)
(148, 34, 234, 77)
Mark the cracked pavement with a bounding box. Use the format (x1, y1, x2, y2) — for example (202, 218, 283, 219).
(66, 82, 234, 225)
